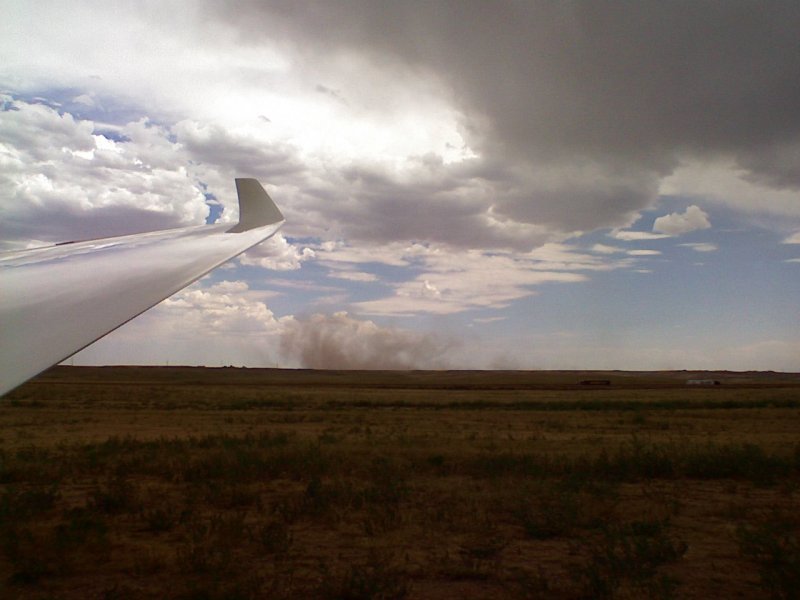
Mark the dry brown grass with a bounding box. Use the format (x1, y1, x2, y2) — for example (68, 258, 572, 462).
(0, 366, 798, 598)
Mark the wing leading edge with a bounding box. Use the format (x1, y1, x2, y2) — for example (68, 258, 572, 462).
(0, 179, 284, 396)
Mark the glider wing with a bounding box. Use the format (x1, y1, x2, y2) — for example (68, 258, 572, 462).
(0, 179, 284, 395)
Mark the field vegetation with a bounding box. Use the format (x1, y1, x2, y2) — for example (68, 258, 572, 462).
(1, 366, 799, 598)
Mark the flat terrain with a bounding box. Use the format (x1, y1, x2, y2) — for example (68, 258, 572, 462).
(1, 366, 799, 598)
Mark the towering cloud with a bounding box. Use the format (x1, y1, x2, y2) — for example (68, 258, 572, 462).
(653, 206, 711, 236)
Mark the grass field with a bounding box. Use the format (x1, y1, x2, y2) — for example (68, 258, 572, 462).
(1, 366, 799, 599)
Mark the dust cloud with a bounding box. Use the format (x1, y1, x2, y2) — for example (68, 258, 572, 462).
(279, 312, 456, 370)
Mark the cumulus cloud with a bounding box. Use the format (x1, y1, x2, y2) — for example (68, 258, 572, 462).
(71, 279, 285, 366)
(0, 96, 312, 248)
(0, 97, 205, 245)
(279, 312, 456, 369)
(239, 233, 315, 270)
(784, 232, 800, 244)
(160, 280, 281, 335)
(652, 205, 711, 236)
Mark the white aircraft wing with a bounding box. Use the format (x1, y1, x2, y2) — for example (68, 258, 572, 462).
(0, 179, 284, 395)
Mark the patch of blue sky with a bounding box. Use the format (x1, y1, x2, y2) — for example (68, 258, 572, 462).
(233, 264, 340, 311)
(7, 88, 148, 125)
(464, 201, 797, 350)
(325, 260, 418, 286)
(570, 198, 797, 272)
(93, 128, 131, 143)
(0, 96, 20, 111)
(202, 189, 224, 225)
(532, 251, 791, 346)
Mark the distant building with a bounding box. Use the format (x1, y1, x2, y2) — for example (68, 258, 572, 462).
(687, 379, 721, 386)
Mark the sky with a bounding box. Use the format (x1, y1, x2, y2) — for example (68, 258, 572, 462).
(1, 1, 799, 371)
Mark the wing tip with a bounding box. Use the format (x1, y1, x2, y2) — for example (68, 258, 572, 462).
(227, 178, 285, 233)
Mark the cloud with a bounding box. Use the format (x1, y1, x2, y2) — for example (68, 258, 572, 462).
(351, 245, 606, 316)
(311, 241, 643, 317)
(294, 160, 558, 251)
(472, 316, 506, 324)
(0, 96, 313, 247)
(653, 205, 711, 236)
(71, 279, 285, 366)
(680, 243, 718, 253)
(6, 3, 800, 251)
(591, 244, 625, 254)
(313, 241, 417, 268)
(279, 312, 456, 369)
(784, 232, 800, 244)
(325, 267, 379, 282)
(212, 1, 800, 227)
(0, 97, 206, 245)
(610, 230, 670, 242)
(0, 95, 557, 253)
(659, 160, 800, 219)
(239, 233, 315, 270)
(160, 280, 281, 336)
(172, 120, 304, 184)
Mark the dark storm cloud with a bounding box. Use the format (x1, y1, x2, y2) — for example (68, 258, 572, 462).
(289, 159, 553, 250)
(213, 1, 800, 226)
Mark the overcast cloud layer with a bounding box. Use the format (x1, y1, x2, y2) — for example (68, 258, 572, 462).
(2, 1, 799, 370)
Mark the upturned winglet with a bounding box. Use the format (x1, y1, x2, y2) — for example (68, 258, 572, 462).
(227, 178, 285, 233)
